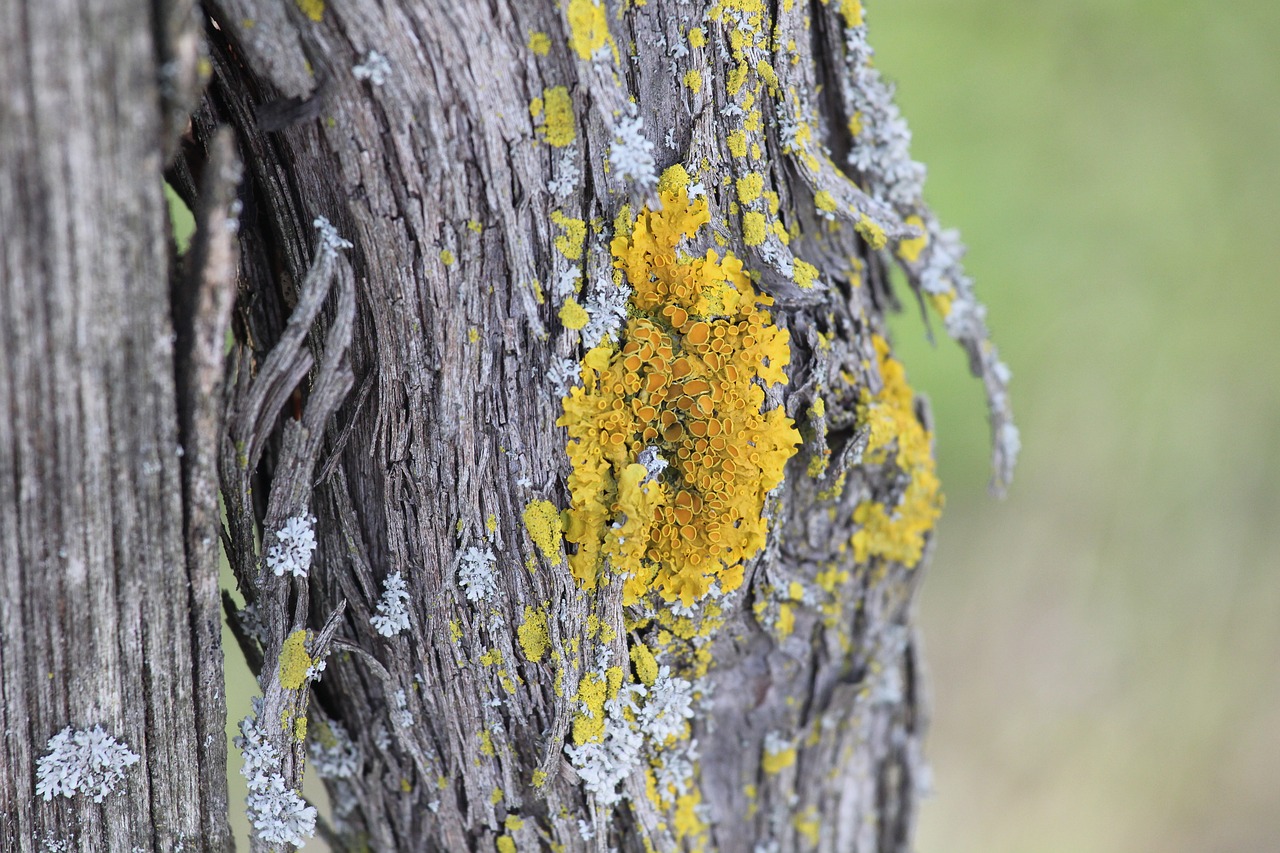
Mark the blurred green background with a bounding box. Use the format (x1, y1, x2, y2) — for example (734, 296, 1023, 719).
(872, 2, 1280, 851)
(196, 1, 1280, 848)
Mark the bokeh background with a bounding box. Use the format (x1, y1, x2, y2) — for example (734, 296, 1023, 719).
(203, 1, 1280, 848)
(872, 2, 1280, 851)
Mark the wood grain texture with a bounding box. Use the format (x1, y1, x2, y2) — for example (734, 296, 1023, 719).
(0, 0, 230, 849)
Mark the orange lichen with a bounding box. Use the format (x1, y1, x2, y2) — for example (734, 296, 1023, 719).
(850, 335, 943, 566)
(557, 181, 800, 606)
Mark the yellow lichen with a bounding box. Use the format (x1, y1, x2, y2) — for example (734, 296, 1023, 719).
(762, 745, 796, 774)
(522, 500, 564, 565)
(727, 130, 747, 158)
(279, 630, 312, 691)
(735, 173, 763, 205)
(793, 259, 819, 289)
(688, 27, 706, 48)
(491, 787, 504, 804)
(517, 605, 550, 662)
(683, 69, 703, 94)
(850, 335, 943, 566)
(538, 87, 576, 148)
(657, 164, 691, 196)
(479, 730, 496, 756)
(567, 0, 612, 60)
(532, 768, 548, 788)
(557, 185, 801, 606)
(468, 327, 480, 344)
(559, 298, 589, 330)
(480, 648, 502, 666)
(572, 673, 607, 743)
(550, 210, 586, 259)
(295, 0, 323, 22)
(896, 214, 928, 263)
(440, 249, 455, 266)
(793, 805, 821, 846)
(528, 31, 551, 55)
(630, 642, 659, 685)
(839, 0, 864, 28)
(775, 603, 795, 637)
(855, 214, 887, 250)
(496, 836, 516, 853)
(814, 190, 837, 214)
(742, 211, 766, 246)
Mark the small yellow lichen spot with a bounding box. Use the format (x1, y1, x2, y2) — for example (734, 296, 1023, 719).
(486, 513, 498, 534)
(567, 0, 612, 60)
(480, 648, 502, 666)
(928, 290, 955, 317)
(742, 211, 766, 245)
(856, 213, 888, 250)
(793, 806, 821, 846)
(896, 214, 928, 263)
(688, 27, 706, 48)
(532, 769, 548, 788)
(743, 109, 762, 132)
(776, 603, 795, 637)
(657, 164, 691, 195)
(449, 620, 462, 643)
(295, 0, 323, 22)
(814, 190, 837, 213)
(400, 777, 412, 793)
(528, 31, 551, 55)
(559, 297, 589, 330)
(294, 715, 307, 743)
(479, 730, 496, 756)
(522, 500, 564, 565)
(629, 642, 659, 685)
(550, 209, 586, 259)
(788, 581, 805, 600)
(682, 69, 703, 94)
(839, 0, 864, 28)
(491, 787, 504, 805)
(505, 816, 525, 832)
(848, 111, 864, 137)
(763, 745, 796, 774)
(467, 219, 484, 233)
(545, 89, 578, 148)
(529, 97, 544, 120)
(793, 258, 819, 289)
(572, 673, 607, 743)
(496, 836, 517, 853)
(440, 249, 455, 266)
(517, 606, 551, 662)
(736, 172, 764, 205)
(468, 327, 480, 344)
(674, 789, 707, 840)
(727, 130, 747, 158)
(278, 630, 313, 691)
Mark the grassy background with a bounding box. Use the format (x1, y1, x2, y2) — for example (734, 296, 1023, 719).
(869, 2, 1280, 850)
(197, 2, 1280, 847)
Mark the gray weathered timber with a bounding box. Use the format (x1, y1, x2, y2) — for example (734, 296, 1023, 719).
(0, 0, 231, 850)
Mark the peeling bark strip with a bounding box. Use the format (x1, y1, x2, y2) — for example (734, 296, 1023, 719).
(1, 0, 229, 849)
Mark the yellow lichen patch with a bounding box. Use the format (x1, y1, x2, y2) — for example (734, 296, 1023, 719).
(855, 214, 887, 250)
(742, 211, 766, 246)
(850, 335, 943, 566)
(278, 630, 313, 691)
(839, 0, 864, 28)
(762, 744, 796, 774)
(775, 603, 795, 637)
(522, 500, 563, 565)
(897, 214, 928, 263)
(550, 209, 586, 259)
(735, 173, 763, 205)
(727, 130, 747, 158)
(683, 69, 703, 94)
(657, 164, 691, 196)
(567, 0, 612, 60)
(479, 730, 496, 756)
(674, 789, 707, 840)
(480, 648, 503, 666)
(792, 258, 819, 289)
(559, 298, 589, 330)
(496, 836, 517, 853)
(486, 513, 498, 534)
(532, 768, 548, 788)
(491, 787, 504, 804)
(530, 90, 576, 149)
(629, 642, 659, 685)
(557, 185, 801, 606)
(528, 31, 551, 55)
(572, 672, 608, 743)
(848, 111, 864, 136)
(687, 27, 706, 48)
(295, 0, 323, 22)
(793, 805, 821, 846)
(928, 290, 955, 317)
(440, 249, 455, 266)
(505, 815, 525, 832)
(468, 327, 480, 344)
(814, 190, 837, 214)
(517, 605, 550, 662)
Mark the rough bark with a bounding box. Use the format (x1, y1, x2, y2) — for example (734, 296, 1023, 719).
(3, 0, 1016, 850)
(0, 0, 231, 849)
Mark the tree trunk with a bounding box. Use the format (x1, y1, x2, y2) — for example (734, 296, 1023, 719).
(3, 0, 1016, 850)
